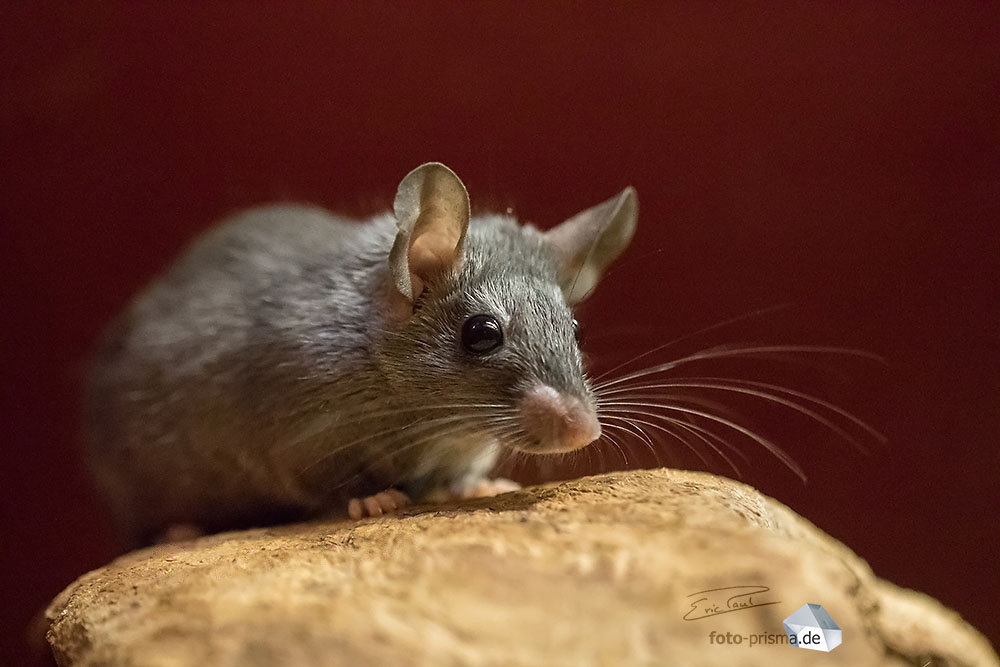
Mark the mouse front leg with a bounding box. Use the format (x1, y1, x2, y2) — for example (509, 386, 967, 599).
(443, 441, 521, 499)
(389, 443, 520, 506)
(421, 476, 521, 503)
(454, 476, 522, 499)
(421, 442, 521, 501)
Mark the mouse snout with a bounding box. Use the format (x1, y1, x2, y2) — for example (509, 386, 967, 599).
(517, 384, 600, 453)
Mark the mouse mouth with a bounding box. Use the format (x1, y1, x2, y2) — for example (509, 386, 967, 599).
(513, 384, 601, 454)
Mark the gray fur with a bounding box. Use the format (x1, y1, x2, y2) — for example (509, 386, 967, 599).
(85, 163, 636, 543)
(86, 171, 636, 545)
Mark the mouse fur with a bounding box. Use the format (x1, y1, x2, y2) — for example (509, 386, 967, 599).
(85, 163, 637, 545)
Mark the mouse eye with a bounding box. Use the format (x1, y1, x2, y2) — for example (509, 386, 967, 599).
(462, 314, 504, 354)
(572, 318, 582, 342)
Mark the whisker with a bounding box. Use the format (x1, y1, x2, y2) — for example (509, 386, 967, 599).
(297, 412, 496, 475)
(657, 411, 741, 475)
(599, 423, 635, 465)
(672, 410, 751, 465)
(589, 304, 792, 383)
(709, 350, 856, 384)
(601, 420, 656, 468)
(340, 414, 533, 497)
(606, 416, 663, 468)
(593, 434, 608, 472)
(595, 345, 885, 390)
(327, 419, 492, 493)
(600, 381, 875, 454)
(696, 376, 886, 445)
(276, 402, 517, 454)
(603, 409, 745, 477)
(641, 416, 681, 469)
(665, 416, 745, 479)
(599, 401, 806, 482)
(600, 429, 631, 467)
(334, 402, 513, 420)
(582, 438, 595, 470)
(637, 417, 671, 469)
(602, 413, 713, 471)
(602, 390, 755, 433)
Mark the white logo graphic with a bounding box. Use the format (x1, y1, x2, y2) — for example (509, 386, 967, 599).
(783, 603, 842, 652)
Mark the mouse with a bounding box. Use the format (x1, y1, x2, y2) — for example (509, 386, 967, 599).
(84, 162, 638, 546)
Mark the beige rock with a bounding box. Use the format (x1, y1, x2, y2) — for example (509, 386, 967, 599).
(46, 469, 997, 666)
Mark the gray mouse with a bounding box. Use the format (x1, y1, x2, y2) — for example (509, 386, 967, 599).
(85, 162, 637, 545)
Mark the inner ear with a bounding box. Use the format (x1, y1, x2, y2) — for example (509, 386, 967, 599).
(544, 186, 638, 304)
(388, 162, 471, 307)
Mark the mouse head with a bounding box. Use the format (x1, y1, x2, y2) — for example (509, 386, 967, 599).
(381, 162, 637, 454)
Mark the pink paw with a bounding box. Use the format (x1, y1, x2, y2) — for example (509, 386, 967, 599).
(347, 488, 411, 520)
(459, 477, 522, 499)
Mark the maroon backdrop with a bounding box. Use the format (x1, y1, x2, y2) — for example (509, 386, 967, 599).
(2, 4, 998, 664)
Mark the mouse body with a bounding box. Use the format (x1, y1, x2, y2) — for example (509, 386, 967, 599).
(85, 163, 637, 545)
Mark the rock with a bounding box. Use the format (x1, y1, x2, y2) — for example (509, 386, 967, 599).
(46, 469, 997, 666)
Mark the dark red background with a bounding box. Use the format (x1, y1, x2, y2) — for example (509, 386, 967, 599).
(2, 3, 998, 664)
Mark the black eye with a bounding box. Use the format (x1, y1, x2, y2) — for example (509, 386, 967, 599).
(572, 318, 582, 342)
(462, 314, 504, 354)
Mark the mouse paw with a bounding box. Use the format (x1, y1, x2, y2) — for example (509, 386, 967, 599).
(347, 488, 411, 520)
(458, 477, 522, 499)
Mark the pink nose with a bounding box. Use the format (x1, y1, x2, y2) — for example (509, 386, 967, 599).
(518, 385, 601, 453)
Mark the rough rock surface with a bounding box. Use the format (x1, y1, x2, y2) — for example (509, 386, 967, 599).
(47, 469, 997, 666)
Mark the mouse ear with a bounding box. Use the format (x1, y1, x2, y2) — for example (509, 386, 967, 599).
(388, 162, 471, 307)
(544, 186, 638, 304)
